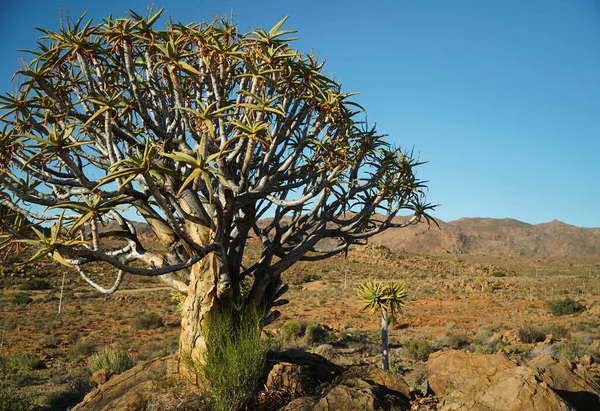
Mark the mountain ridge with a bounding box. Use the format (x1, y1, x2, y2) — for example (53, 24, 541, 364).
(370, 216, 600, 257)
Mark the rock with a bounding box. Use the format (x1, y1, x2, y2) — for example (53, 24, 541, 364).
(428, 350, 575, 411)
(427, 349, 516, 396)
(270, 355, 412, 411)
(314, 344, 335, 361)
(72, 357, 168, 411)
(501, 330, 519, 344)
(91, 368, 109, 386)
(266, 349, 343, 396)
(528, 354, 600, 411)
(560, 356, 574, 370)
(340, 364, 412, 399)
(581, 354, 593, 367)
(280, 375, 411, 411)
(267, 363, 319, 397)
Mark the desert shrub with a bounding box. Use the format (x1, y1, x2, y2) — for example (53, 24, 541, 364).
(547, 298, 585, 316)
(40, 372, 92, 408)
(71, 338, 97, 357)
(518, 324, 546, 343)
(1, 351, 44, 374)
(41, 334, 61, 348)
(406, 367, 429, 396)
(574, 319, 599, 333)
(292, 273, 321, 285)
(558, 341, 584, 362)
(10, 293, 32, 305)
(280, 321, 302, 342)
(304, 323, 333, 344)
(19, 278, 51, 290)
(545, 324, 570, 339)
(447, 333, 469, 349)
(0, 384, 32, 411)
(66, 331, 81, 345)
(133, 312, 164, 330)
(528, 344, 558, 359)
(88, 348, 135, 376)
(469, 330, 501, 354)
(404, 339, 433, 361)
(2, 318, 17, 331)
(192, 307, 270, 411)
(491, 271, 506, 277)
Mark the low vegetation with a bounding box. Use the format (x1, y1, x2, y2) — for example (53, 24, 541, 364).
(133, 312, 164, 330)
(518, 324, 546, 343)
(191, 307, 271, 411)
(547, 298, 585, 316)
(88, 348, 135, 376)
(1, 231, 599, 409)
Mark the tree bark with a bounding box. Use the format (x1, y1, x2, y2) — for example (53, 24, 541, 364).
(178, 255, 220, 384)
(381, 308, 389, 371)
(177, 224, 231, 384)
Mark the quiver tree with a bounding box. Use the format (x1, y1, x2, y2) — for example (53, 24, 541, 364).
(0, 9, 435, 380)
(357, 279, 407, 370)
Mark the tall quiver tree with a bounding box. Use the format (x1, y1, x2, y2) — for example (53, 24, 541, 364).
(0, 9, 434, 381)
(357, 280, 407, 371)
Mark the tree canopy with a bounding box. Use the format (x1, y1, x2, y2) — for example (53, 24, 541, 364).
(0, 9, 434, 324)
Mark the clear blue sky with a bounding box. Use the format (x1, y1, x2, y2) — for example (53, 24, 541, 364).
(1, 0, 599, 227)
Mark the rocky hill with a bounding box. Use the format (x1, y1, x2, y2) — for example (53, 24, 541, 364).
(92, 214, 600, 257)
(371, 216, 600, 257)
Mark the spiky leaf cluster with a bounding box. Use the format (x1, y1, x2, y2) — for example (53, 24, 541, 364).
(357, 279, 407, 315)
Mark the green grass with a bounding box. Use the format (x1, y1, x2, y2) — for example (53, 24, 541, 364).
(0, 385, 33, 411)
(88, 348, 135, 376)
(0, 351, 44, 375)
(190, 307, 271, 411)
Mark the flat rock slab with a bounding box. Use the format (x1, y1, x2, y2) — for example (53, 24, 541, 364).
(72, 357, 168, 411)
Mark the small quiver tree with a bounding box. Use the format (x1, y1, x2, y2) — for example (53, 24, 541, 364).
(357, 279, 407, 371)
(0, 9, 434, 382)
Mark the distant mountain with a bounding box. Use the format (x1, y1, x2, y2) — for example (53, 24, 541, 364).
(96, 213, 600, 257)
(371, 217, 600, 257)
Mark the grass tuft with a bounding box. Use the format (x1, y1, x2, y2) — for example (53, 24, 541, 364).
(188, 307, 271, 411)
(88, 347, 135, 376)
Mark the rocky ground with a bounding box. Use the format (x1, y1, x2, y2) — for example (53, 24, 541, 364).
(1, 243, 599, 410)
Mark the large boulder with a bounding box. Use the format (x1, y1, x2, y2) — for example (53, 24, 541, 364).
(527, 354, 600, 410)
(279, 365, 412, 411)
(428, 350, 574, 411)
(72, 357, 168, 411)
(266, 350, 343, 396)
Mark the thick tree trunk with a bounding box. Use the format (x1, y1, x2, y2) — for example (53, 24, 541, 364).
(381, 308, 389, 371)
(152, 195, 233, 384)
(177, 221, 232, 384)
(178, 254, 220, 383)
